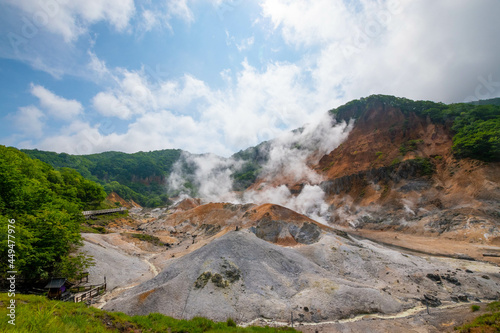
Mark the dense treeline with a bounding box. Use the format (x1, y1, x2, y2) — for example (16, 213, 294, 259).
(23, 149, 182, 207)
(0, 146, 105, 282)
(331, 95, 500, 162)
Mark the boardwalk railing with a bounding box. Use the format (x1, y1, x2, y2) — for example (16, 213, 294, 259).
(73, 283, 106, 303)
(82, 207, 127, 218)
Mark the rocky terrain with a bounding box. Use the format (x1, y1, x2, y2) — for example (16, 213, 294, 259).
(102, 221, 500, 325)
(75, 96, 500, 331)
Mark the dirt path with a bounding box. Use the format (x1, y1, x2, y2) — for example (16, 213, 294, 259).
(142, 253, 160, 277)
(348, 229, 500, 266)
(92, 253, 161, 309)
(81, 232, 163, 309)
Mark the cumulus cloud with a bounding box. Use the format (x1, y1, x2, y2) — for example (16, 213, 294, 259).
(30, 84, 83, 120)
(3, 0, 135, 42)
(9, 105, 45, 138)
(261, 0, 500, 103)
(6, 0, 500, 161)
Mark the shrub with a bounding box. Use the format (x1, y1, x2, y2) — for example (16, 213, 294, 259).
(226, 318, 237, 327)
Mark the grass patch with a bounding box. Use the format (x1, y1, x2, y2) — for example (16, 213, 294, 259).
(80, 224, 104, 234)
(123, 232, 166, 247)
(399, 139, 423, 156)
(471, 305, 480, 312)
(0, 293, 299, 332)
(455, 301, 500, 332)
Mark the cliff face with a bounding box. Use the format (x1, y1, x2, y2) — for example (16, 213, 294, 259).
(317, 103, 451, 178)
(286, 98, 500, 243)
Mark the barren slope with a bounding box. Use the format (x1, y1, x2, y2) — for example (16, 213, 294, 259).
(104, 230, 500, 323)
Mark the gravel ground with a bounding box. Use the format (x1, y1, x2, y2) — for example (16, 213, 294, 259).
(103, 230, 500, 324)
(80, 233, 156, 290)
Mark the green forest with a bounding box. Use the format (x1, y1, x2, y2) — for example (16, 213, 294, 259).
(23, 149, 183, 207)
(0, 146, 106, 282)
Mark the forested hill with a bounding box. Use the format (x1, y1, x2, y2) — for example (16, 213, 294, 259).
(21, 95, 500, 208)
(22, 149, 183, 207)
(0, 146, 106, 282)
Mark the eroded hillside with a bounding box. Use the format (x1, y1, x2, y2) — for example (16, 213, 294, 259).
(248, 96, 500, 248)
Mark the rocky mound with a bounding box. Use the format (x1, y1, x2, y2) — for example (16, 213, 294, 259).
(139, 202, 330, 246)
(103, 230, 500, 323)
(171, 197, 202, 212)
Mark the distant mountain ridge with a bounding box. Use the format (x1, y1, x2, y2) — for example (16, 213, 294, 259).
(22, 94, 500, 210)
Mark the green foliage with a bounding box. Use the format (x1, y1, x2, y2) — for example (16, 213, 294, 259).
(391, 158, 401, 166)
(451, 105, 500, 161)
(331, 95, 500, 162)
(231, 142, 270, 191)
(124, 232, 165, 246)
(330, 94, 446, 123)
(399, 140, 423, 156)
(471, 305, 480, 312)
(0, 293, 299, 332)
(232, 161, 262, 191)
(456, 301, 500, 332)
(23, 149, 183, 207)
(0, 146, 102, 281)
(375, 151, 384, 159)
(227, 318, 237, 327)
(411, 157, 435, 176)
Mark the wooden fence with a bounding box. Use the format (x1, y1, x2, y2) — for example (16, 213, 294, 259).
(73, 283, 106, 303)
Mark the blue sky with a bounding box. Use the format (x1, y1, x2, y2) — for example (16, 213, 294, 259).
(1, 0, 500, 157)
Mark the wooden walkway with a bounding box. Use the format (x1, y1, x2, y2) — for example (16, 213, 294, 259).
(82, 207, 127, 218)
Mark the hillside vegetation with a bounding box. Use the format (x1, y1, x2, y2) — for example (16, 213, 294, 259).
(22, 149, 182, 207)
(330, 95, 500, 162)
(0, 146, 105, 282)
(0, 293, 298, 332)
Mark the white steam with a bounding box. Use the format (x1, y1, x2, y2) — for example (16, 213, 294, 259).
(167, 152, 241, 202)
(260, 113, 352, 184)
(166, 112, 353, 224)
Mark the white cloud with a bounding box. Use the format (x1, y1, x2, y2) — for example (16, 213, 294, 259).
(261, 0, 500, 103)
(80, 55, 325, 155)
(236, 36, 255, 52)
(139, 9, 160, 32)
(30, 84, 83, 120)
(3, 0, 135, 42)
(8, 1, 500, 157)
(10, 105, 45, 138)
(167, 0, 194, 24)
(92, 92, 133, 120)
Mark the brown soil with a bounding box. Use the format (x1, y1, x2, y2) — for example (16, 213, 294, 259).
(106, 192, 141, 209)
(317, 106, 452, 179)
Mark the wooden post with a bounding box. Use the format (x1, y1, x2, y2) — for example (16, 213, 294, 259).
(290, 311, 293, 328)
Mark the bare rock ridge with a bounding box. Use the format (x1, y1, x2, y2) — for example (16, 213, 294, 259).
(308, 97, 500, 243)
(104, 230, 500, 323)
(139, 202, 328, 246)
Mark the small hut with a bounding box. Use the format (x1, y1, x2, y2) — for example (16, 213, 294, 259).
(44, 278, 73, 300)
